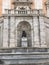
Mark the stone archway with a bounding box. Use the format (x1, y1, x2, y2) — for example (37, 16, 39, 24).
(17, 21, 31, 47)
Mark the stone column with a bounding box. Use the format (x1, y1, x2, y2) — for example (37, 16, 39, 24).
(10, 17, 16, 48)
(33, 16, 40, 47)
(39, 16, 47, 48)
(3, 17, 9, 48)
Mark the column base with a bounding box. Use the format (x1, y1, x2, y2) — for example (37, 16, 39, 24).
(10, 43, 16, 48)
(34, 41, 40, 47)
(3, 43, 8, 48)
(41, 44, 47, 48)
(34, 44, 40, 47)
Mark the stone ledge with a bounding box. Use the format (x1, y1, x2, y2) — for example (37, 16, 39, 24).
(0, 52, 49, 65)
(2, 14, 44, 17)
(0, 47, 48, 53)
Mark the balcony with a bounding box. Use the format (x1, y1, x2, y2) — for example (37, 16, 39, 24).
(4, 9, 43, 16)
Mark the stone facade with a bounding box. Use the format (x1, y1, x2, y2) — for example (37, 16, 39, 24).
(2, 12, 47, 48)
(0, 0, 49, 65)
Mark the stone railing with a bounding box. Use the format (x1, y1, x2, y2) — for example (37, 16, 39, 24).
(5, 9, 43, 15)
(12, 0, 33, 3)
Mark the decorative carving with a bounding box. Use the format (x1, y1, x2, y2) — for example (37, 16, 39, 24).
(20, 7, 25, 10)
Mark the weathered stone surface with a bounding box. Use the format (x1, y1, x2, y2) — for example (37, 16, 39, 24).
(0, 0, 49, 65)
(33, 17, 40, 47)
(10, 17, 16, 48)
(0, 51, 49, 64)
(39, 16, 47, 48)
(3, 17, 9, 48)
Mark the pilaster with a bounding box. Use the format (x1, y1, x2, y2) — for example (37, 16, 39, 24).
(15, 18, 18, 47)
(31, 21, 34, 47)
(33, 16, 40, 47)
(0, 22, 3, 48)
(31, 28, 34, 47)
(10, 17, 16, 48)
(15, 28, 17, 47)
(3, 17, 9, 48)
(39, 16, 47, 48)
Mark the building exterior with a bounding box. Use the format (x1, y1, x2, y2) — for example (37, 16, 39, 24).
(0, 0, 47, 16)
(0, 0, 49, 65)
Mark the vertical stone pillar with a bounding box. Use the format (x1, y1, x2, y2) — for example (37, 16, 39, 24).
(31, 23, 34, 47)
(33, 16, 40, 47)
(39, 16, 47, 48)
(15, 28, 17, 47)
(31, 29, 34, 47)
(0, 23, 3, 47)
(10, 17, 16, 48)
(3, 17, 9, 48)
(15, 18, 18, 47)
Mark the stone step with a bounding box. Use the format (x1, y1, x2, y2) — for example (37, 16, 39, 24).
(0, 52, 49, 64)
(0, 48, 48, 53)
(0, 53, 49, 59)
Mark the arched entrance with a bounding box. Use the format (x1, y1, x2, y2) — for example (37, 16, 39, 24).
(17, 21, 31, 47)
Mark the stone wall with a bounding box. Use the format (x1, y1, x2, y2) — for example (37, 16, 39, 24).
(2, 15, 48, 48)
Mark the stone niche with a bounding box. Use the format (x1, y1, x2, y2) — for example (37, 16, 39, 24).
(17, 21, 31, 47)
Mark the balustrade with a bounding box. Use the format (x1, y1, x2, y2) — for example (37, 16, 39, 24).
(4, 9, 42, 15)
(12, 0, 33, 3)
